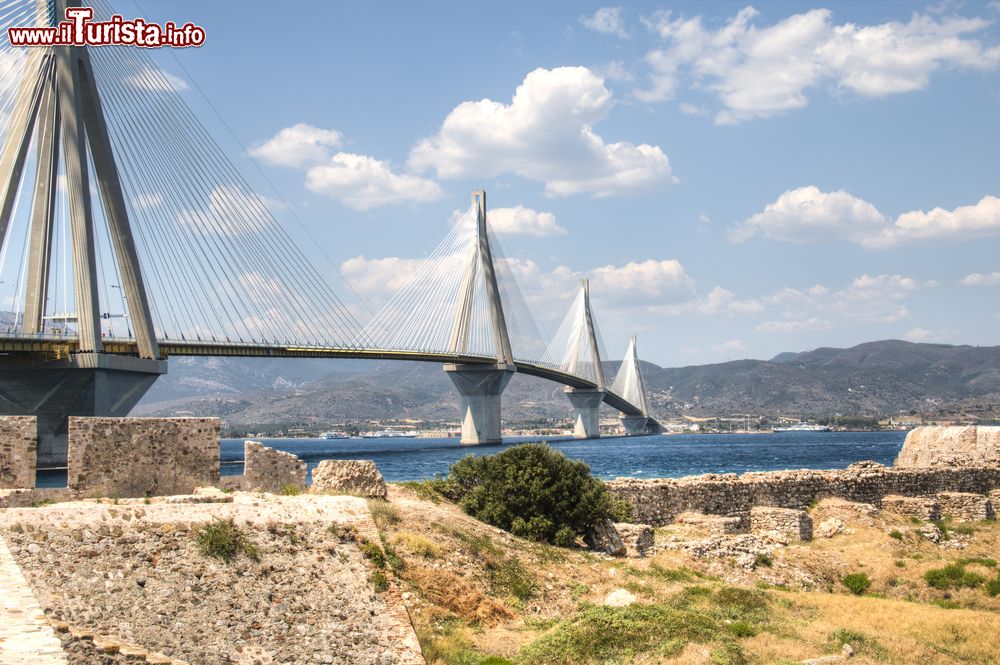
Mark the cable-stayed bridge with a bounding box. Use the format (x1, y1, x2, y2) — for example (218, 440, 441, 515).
(0, 0, 659, 466)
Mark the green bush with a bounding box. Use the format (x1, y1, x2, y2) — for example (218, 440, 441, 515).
(444, 444, 629, 545)
(888, 530, 903, 540)
(370, 570, 389, 592)
(985, 577, 1000, 597)
(195, 518, 260, 564)
(840, 573, 872, 595)
(924, 563, 985, 590)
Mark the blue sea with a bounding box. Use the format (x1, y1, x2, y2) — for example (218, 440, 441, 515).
(221, 431, 907, 482)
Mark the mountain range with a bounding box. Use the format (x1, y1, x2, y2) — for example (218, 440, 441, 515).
(132, 340, 1000, 430)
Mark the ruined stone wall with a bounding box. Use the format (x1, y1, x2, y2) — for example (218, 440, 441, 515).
(608, 462, 1000, 527)
(237, 441, 307, 494)
(895, 425, 1000, 468)
(0, 416, 36, 489)
(67, 417, 220, 498)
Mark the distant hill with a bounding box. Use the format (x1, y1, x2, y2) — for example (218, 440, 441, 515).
(134, 340, 1000, 428)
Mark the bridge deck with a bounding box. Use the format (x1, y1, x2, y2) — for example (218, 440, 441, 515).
(0, 336, 655, 422)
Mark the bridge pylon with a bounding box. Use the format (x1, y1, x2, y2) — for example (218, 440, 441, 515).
(0, 0, 165, 466)
(562, 279, 606, 439)
(611, 336, 656, 436)
(444, 190, 515, 444)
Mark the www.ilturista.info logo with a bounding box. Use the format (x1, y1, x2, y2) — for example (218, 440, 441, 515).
(8, 7, 205, 48)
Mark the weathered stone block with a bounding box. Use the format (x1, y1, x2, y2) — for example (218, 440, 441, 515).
(240, 441, 307, 494)
(750, 506, 812, 541)
(67, 417, 220, 498)
(895, 426, 1000, 468)
(614, 522, 654, 557)
(0, 415, 36, 489)
(584, 519, 625, 556)
(936, 491, 995, 522)
(675, 511, 744, 535)
(881, 495, 940, 521)
(309, 459, 386, 499)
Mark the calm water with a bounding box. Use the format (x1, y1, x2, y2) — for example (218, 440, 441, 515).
(220, 431, 907, 482)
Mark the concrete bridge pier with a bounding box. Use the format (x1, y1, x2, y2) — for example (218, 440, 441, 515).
(565, 388, 604, 439)
(444, 364, 514, 445)
(0, 355, 165, 468)
(620, 414, 650, 436)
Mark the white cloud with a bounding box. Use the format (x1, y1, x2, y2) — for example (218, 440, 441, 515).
(731, 186, 886, 243)
(252, 124, 441, 209)
(903, 327, 947, 342)
(306, 153, 443, 210)
(712, 339, 746, 354)
(765, 274, 917, 325)
(580, 7, 628, 38)
(250, 123, 344, 168)
(598, 60, 635, 82)
(735, 188, 1000, 247)
(867, 195, 1000, 247)
(340, 256, 429, 296)
(638, 7, 1000, 123)
(133, 192, 163, 210)
(177, 185, 277, 236)
(756, 317, 832, 333)
(693, 286, 763, 315)
(590, 259, 694, 302)
(960, 271, 1000, 286)
(127, 65, 189, 92)
(408, 67, 674, 197)
(488, 206, 567, 237)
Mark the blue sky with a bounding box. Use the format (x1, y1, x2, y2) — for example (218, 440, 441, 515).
(130, 1, 1000, 366)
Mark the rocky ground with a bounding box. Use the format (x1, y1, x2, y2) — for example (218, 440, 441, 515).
(0, 492, 422, 665)
(376, 484, 1000, 664)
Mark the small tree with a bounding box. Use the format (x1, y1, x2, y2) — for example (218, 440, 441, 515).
(446, 443, 628, 545)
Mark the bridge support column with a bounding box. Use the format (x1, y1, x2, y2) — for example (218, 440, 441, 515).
(565, 388, 604, 439)
(444, 364, 514, 445)
(620, 415, 649, 436)
(0, 355, 166, 468)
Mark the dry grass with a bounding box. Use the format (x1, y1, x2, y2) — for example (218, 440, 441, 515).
(391, 531, 444, 559)
(383, 485, 1000, 664)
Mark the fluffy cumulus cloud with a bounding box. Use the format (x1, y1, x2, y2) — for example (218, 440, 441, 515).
(580, 7, 628, 39)
(252, 124, 441, 210)
(692, 286, 763, 315)
(340, 256, 431, 296)
(731, 186, 886, 243)
(638, 7, 1000, 123)
(590, 259, 694, 302)
(488, 206, 567, 237)
(760, 274, 918, 330)
(961, 271, 1000, 286)
(734, 188, 1000, 247)
(408, 67, 674, 197)
(249, 123, 344, 168)
(305, 153, 443, 211)
(127, 65, 189, 92)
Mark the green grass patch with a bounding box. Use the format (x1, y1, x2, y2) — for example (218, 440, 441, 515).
(195, 518, 260, 564)
(370, 570, 389, 592)
(932, 599, 961, 609)
(359, 539, 387, 569)
(840, 573, 872, 595)
(755, 553, 774, 567)
(368, 499, 400, 531)
(889, 529, 903, 540)
(484, 556, 537, 601)
(924, 563, 985, 590)
(569, 582, 589, 600)
(279, 484, 301, 496)
(957, 556, 997, 568)
(985, 578, 1000, 597)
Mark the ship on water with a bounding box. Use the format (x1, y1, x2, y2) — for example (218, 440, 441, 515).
(772, 421, 832, 433)
(360, 428, 418, 439)
(320, 431, 350, 439)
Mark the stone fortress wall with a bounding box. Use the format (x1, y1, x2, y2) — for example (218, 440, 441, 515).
(608, 426, 1000, 529)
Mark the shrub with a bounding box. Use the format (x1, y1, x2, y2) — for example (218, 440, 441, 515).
(924, 563, 984, 590)
(985, 578, 1000, 597)
(370, 570, 389, 592)
(444, 443, 628, 545)
(196, 518, 260, 563)
(279, 484, 301, 496)
(754, 553, 773, 567)
(359, 539, 387, 569)
(840, 573, 872, 595)
(888, 530, 903, 540)
(828, 629, 888, 660)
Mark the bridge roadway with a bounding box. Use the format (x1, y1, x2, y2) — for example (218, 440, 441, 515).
(0, 335, 657, 424)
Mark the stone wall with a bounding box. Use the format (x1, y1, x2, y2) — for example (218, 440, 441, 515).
(67, 417, 220, 498)
(608, 462, 1000, 527)
(236, 441, 307, 494)
(895, 425, 1000, 468)
(937, 491, 995, 522)
(0, 416, 36, 489)
(750, 506, 812, 541)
